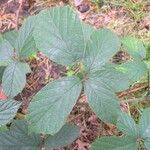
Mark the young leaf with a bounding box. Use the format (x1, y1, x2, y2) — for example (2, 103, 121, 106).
(83, 29, 120, 72)
(117, 112, 138, 137)
(27, 76, 82, 135)
(0, 120, 42, 150)
(15, 16, 37, 58)
(91, 136, 138, 150)
(45, 124, 80, 148)
(122, 36, 146, 59)
(2, 61, 31, 98)
(3, 30, 18, 48)
(139, 108, 150, 138)
(0, 99, 21, 127)
(34, 6, 93, 66)
(84, 74, 120, 124)
(0, 39, 14, 66)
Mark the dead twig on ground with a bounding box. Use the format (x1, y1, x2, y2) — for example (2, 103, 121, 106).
(16, 0, 24, 30)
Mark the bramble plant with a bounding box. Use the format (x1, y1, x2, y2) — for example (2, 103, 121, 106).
(92, 108, 150, 150)
(0, 6, 150, 150)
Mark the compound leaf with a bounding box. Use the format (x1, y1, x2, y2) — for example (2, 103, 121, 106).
(91, 136, 138, 150)
(27, 76, 82, 135)
(84, 73, 120, 124)
(0, 99, 21, 127)
(83, 28, 120, 72)
(2, 61, 31, 98)
(0, 39, 14, 66)
(0, 120, 42, 150)
(117, 112, 138, 137)
(45, 124, 80, 148)
(34, 6, 93, 66)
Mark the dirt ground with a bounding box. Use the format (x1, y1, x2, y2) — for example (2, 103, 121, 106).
(0, 0, 150, 149)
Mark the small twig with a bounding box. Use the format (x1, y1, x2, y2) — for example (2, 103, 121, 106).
(118, 83, 148, 98)
(16, 0, 24, 30)
(120, 95, 150, 104)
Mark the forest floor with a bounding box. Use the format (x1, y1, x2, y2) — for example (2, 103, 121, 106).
(0, 0, 150, 150)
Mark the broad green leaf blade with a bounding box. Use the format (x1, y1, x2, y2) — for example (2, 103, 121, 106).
(0, 120, 42, 150)
(122, 36, 146, 59)
(144, 138, 150, 150)
(45, 124, 80, 148)
(91, 136, 138, 150)
(0, 66, 5, 81)
(81, 22, 95, 60)
(139, 108, 150, 138)
(81, 23, 95, 42)
(0, 39, 14, 66)
(27, 76, 82, 135)
(84, 74, 120, 124)
(15, 16, 37, 58)
(117, 112, 138, 137)
(98, 59, 147, 92)
(3, 30, 18, 48)
(2, 62, 31, 98)
(0, 99, 21, 127)
(34, 6, 93, 66)
(83, 29, 121, 72)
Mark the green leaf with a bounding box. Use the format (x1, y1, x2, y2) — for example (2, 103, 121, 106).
(84, 73, 120, 124)
(117, 112, 138, 137)
(83, 28, 120, 72)
(139, 108, 150, 138)
(0, 120, 42, 150)
(81, 23, 95, 43)
(0, 99, 21, 127)
(45, 124, 80, 148)
(0, 66, 5, 81)
(91, 136, 138, 150)
(27, 76, 82, 135)
(98, 59, 147, 92)
(34, 6, 94, 66)
(15, 16, 37, 58)
(0, 39, 14, 66)
(114, 59, 147, 90)
(144, 138, 150, 150)
(3, 30, 18, 48)
(0, 125, 8, 132)
(2, 61, 31, 98)
(122, 36, 146, 59)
